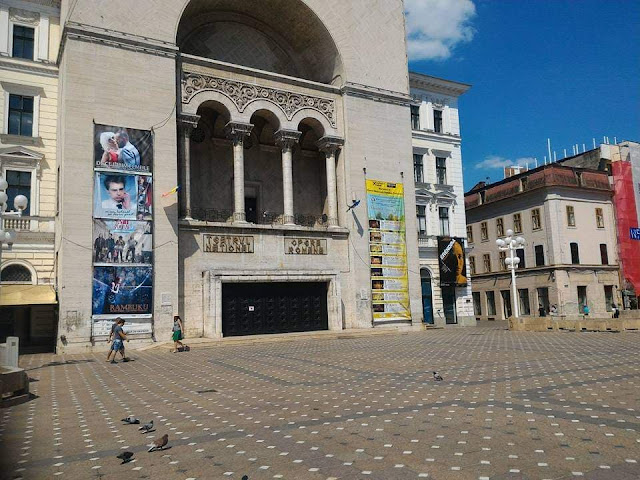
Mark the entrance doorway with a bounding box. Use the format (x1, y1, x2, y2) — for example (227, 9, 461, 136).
(245, 196, 257, 224)
(442, 287, 457, 324)
(0, 305, 57, 353)
(420, 270, 433, 324)
(222, 282, 328, 336)
(501, 290, 512, 318)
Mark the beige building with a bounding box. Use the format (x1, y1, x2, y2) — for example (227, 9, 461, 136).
(465, 164, 620, 320)
(53, 0, 448, 352)
(0, 0, 60, 352)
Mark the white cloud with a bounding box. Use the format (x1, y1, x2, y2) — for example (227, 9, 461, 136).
(405, 0, 477, 61)
(475, 156, 536, 170)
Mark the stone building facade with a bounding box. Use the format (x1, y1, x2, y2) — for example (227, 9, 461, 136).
(561, 141, 640, 309)
(465, 165, 620, 320)
(409, 72, 474, 326)
(53, 0, 447, 352)
(0, 0, 60, 351)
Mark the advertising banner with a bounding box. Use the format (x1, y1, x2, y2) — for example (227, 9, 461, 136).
(92, 266, 153, 316)
(92, 124, 154, 336)
(366, 179, 411, 322)
(94, 124, 153, 174)
(93, 219, 152, 265)
(437, 237, 468, 287)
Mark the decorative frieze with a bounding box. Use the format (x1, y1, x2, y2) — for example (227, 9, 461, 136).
(203, 234, 254, 253)
(9, 8, 40, 25)
(182, 72, 336, 127)
(284, 238, 327, 255)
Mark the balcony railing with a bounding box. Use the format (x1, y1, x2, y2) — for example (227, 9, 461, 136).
(189, 209, 330, 228)
(2, 216, 54, 233)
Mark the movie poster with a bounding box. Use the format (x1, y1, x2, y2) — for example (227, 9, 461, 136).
(366, 179, 411, 322)
(92, 266, 153, 316)
(92, 124, 154, 336)
(94, 124, 153, 174)
(93, 219, 152, 265)
(438, 237, 468, 287)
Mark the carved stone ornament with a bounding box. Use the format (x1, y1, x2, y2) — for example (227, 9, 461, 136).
(182, 73, 336, 128)
(316, 135, 344, 155)
(9, 8, 40, 25)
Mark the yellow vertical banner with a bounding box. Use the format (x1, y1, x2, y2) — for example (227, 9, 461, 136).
(366, 179, 411, 322)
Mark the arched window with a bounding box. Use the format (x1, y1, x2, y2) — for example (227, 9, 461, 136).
(1, 264, 33, 283)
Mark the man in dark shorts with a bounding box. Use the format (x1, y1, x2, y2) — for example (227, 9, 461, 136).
(107, 318, 129, 364)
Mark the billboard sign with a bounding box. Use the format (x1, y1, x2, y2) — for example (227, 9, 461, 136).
(437, 237, 468, 287)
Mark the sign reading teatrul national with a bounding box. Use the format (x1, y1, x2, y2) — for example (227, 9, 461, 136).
(284, 238, 327, 255)
(203, 234, 254, 253)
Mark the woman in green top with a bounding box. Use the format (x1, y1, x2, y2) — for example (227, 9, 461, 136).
(171, 315, 185, 353)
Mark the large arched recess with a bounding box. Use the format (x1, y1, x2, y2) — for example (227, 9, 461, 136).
(177, 0, 344, 85)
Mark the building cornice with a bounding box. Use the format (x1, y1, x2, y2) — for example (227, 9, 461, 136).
(412, 129, 461, 144)
(469, 263, 620, 279)
(409, 71, 471, 97)
(2, 0, 60, 17)
(341, 82, 412, 106)
(58, 22, 178, 64)
(0, 57, 58, 77)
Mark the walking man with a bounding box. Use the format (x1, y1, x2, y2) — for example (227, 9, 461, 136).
(107, 318, 130, 363)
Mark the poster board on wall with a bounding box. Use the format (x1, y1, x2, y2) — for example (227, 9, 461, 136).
(366, 179, 411, 322)
(91, 124, 154, 337)
(437, 237, 468, 287)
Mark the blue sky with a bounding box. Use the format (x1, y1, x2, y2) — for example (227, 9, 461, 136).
(406, 0, 640, 190)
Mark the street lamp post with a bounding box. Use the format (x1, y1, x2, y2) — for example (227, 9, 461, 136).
(496, 229, 526, 318)
(0, 175, 29, 295)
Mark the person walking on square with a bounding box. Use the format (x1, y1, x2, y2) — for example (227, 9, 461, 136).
(538, 304, 546, 317)
(107, 318, 130, 363)
(583, 304, 590, 316)
(170, 315, 186, 353)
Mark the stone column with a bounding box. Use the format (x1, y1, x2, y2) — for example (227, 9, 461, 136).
(317, 136, 344, 228)
(275, 130, 301, 225)
(224, 122, 253, 223)
(177, 113, 200, 220)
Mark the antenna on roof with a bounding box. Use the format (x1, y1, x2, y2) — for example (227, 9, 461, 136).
(582, 143, 585, 153)
(544, 155, 547, 165)
(614, 137, 617, 144)
(593, 138, 597, 149)
(534, 157, 538, 168)
(563, 148, 567, 158)
(547, 138, 552, 166)
(553, 151, 557, 162)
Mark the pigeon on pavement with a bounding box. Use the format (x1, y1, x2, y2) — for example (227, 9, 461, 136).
(121, 416, 140, 424)
(433, 371, 443, 381)
(116, 451, 134, 464)
(138, 420, 154, 433)
(148, 434, 168, 452)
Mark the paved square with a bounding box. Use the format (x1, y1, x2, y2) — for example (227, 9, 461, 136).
(2, 322, 639, 480)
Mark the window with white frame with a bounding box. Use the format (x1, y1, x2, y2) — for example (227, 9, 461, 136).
(3, 85, 41, 137)
(435, 157, 447, 185)
(413, 154, 423, 183)
(433, 109, 443, 133)
(439, 206, 449, 236)
(12, 25, 35, 60)
(5, 169, 32, 215)
(416, 205, 427, 235)
(8, 94, 34, 136)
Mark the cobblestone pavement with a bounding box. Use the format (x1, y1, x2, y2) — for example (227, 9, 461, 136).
(2, 322, 640, 480)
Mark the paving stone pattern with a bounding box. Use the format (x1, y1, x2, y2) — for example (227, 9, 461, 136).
(1, 322, 639, 479)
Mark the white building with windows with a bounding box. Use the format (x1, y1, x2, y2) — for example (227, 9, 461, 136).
(0, 0, 60, 352)
(409, 72, 475, 326)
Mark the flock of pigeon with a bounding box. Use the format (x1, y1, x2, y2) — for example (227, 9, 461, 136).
(112, 372, 445, 472)
(116, 416, 168, 464)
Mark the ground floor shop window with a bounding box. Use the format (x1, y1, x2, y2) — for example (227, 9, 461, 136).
(577, 286, 588, 314)
(486, 291, 496, 316)
(472, 291, 481, 316)
(501, 290, 512, 318)
(537, 287, 549, 314)
(518, 288, 530, 315)
(604, 285, 614, 312)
